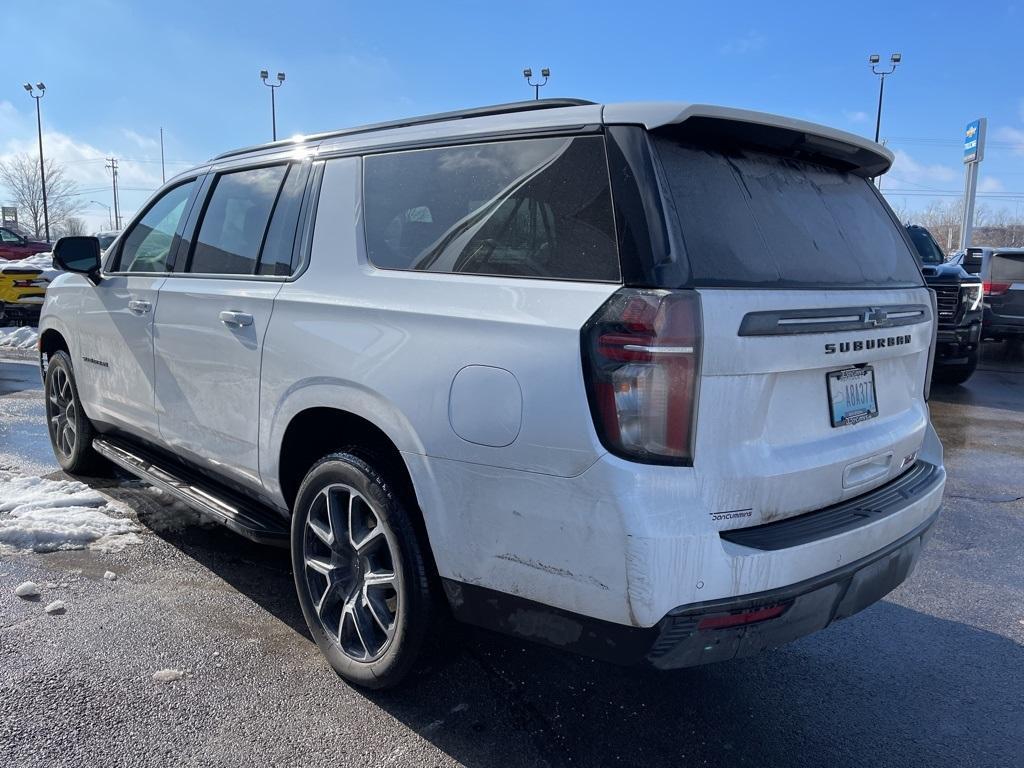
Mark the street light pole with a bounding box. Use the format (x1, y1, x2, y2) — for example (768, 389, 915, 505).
(522, 67, 550, 100)
(868, 53, 901, 144)
(89, 200, 113, 230)
(23, 82, 50, 242)
(260, 70, 286, 140)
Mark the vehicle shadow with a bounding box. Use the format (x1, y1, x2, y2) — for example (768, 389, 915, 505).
(90, 482, 1024, 768)
(930, 346, 1024, 415)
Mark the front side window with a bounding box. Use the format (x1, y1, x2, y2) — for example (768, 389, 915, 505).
(0, 228, 22, 243)
(363, 135, 619, 281)
(188, 165, 288, 275)
(116, 180, 196, 273)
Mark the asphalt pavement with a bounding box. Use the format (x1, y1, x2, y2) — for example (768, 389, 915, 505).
(0, 344, 1022, 768)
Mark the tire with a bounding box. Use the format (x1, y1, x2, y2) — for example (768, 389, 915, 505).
(291, 452, 435, 689)
(44, 351, 107, 474)
(934, 346, 979, 386)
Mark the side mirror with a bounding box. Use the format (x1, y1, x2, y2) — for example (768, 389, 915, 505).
(53, 236, 102, 280)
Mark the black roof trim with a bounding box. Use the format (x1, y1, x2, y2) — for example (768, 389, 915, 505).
(212, 98, 596, 161)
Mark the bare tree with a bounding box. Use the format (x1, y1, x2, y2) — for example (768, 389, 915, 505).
(0, 154, 85, 240)
(56, 216, 87, 237)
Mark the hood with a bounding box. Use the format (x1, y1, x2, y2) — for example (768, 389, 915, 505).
(920, 262, 978, 284)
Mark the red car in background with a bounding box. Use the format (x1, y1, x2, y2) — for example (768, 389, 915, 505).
(0, 227, 52, 260)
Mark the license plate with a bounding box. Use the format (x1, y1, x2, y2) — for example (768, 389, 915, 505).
(827, 366, 878, 427)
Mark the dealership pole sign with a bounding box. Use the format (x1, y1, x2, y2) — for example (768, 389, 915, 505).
(960, 118, 987, 250)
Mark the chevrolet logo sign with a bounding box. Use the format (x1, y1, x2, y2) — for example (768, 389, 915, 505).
(966, 125, 977, 138)
(863, 307, 889, 327)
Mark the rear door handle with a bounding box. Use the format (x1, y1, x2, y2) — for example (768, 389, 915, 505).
(219, 310, 254, 327)
(127, 299, 151, 315)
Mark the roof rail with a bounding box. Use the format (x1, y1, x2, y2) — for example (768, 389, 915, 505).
(213, 98, 596, 161)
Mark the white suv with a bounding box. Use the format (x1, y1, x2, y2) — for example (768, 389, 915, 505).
(40, 99, 945, 688)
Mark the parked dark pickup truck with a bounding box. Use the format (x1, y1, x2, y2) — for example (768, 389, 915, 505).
(905, 224, 983, 385)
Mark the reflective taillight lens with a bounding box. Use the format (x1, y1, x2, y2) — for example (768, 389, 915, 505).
(581, 289, 701, 465)
(983, 281, 1010, 296)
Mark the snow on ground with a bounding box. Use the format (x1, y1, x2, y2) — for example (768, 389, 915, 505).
(0, 325, 39, 349)
(0, 470, 142, 554)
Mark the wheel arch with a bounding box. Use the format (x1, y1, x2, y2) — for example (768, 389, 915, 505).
(277, 405, 420, 514)
(38, 327, 70, 367)
(275, 404, 443, 586)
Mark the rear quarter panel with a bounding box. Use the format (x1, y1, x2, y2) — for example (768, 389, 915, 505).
(259, 156, 618, 504)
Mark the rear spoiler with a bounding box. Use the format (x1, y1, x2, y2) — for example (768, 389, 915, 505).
(603, 103, 893, 178)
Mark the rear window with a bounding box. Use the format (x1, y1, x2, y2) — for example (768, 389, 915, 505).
(362, 136, 619, 281)
(906, 226, 945, 265)
(653, 139, 923, 288)
(992, 253, 1024, 282)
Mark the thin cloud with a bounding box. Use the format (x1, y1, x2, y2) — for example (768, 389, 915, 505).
(978, 176, 1005, 193)
(122, 128, 160, 152)
(720, 32, 765, 56)
(843, 109, 870, 124)
(994, 125, 1024, 155)
(886, 149, 959, 189)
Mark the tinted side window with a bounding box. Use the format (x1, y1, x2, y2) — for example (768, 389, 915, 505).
(116, 180, 196, 273)
(654, 139, 923, 288)
(258, 163, 310, 276)
(189, 165, 287, 275)
(992, 253, 1024, 282)
(363, 136, 619, 281)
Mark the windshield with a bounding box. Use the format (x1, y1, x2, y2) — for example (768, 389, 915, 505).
(905, 226, 946, 265)
(653, 138, 923, 288)
(97, 234, 118, 250)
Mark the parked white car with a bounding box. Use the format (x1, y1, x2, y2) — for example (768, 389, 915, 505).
(39, 99, 945, 688)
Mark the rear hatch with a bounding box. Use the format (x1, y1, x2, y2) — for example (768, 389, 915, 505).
(986, 251, 1024, 327)
(650, 130, 932, 528)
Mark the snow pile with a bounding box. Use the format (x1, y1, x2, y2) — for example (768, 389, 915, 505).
(0, 471, 141, 553)
(0, 251, 60, 282)
(153, 669, 184, 683)
(0, 326, 39, 349)
(14, 581, 40, 598)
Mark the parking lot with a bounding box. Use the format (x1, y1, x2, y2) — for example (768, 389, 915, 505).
(1, 342, 1022, 768)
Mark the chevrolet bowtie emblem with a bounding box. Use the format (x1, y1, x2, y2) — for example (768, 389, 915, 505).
(864, 307, 888, 327)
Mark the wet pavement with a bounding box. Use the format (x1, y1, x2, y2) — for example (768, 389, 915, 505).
(0, 343, 1021, 768)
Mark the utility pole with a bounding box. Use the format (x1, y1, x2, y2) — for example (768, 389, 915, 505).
(106, 158, 121, 230)
(160, 127, 166, 184)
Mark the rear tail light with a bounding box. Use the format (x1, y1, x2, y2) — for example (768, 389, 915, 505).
(983, 281, 1010, 296)
(581, 289, 701, 465)
(696, 603, 790, 631)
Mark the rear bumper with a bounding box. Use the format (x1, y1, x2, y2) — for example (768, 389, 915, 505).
(647, 506, 936, 668)
(983, 307, 1024, 337)
(444, 507, 939, 669)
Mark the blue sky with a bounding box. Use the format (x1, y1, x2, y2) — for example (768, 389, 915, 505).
(3, 0, 1023, 231)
